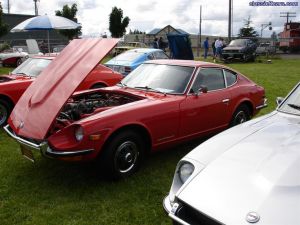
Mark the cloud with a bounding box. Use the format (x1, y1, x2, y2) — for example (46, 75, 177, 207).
(2, 0, 299, 37)
(136, 2, 157, 12)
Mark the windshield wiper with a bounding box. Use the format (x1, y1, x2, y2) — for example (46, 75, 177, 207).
(118, 81, 127, 87)
(134, 86, 166, 95)
(287, 103, 300, 111)
(15, 72, 31, 77)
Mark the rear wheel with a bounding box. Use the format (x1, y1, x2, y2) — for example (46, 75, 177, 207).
(16, 58, 22, 67)
(0, 99, 11, 127)
(230, 104, 251, 127)
(101, 131, 145, 179)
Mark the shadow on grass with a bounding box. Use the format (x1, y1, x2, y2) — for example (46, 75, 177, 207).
(8, 136, 209, 190)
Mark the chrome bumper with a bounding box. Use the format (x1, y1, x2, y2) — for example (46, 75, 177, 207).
(256, 98, 268, 110)
(4, 125, 94, 162)
(163, 196, 190, 225)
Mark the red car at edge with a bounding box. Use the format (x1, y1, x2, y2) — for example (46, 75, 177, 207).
(0, 54, 123, 126)
(5, 38, 267, 179)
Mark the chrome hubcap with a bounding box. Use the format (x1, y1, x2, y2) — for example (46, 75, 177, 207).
(0, 104, 8, 126)
(114, 141, 138, 174)
(234, 111, 247, 124)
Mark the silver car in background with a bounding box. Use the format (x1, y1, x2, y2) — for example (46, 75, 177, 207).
(163, 82, 300, 225)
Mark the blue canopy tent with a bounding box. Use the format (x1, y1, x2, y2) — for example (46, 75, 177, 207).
(167, 34, 194, 60)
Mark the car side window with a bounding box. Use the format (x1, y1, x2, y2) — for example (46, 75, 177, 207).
(190, 68, 225, 93)
(224, 70, 237, 87)
(147, 54, 154, 60)
(154, 51, 169, 59)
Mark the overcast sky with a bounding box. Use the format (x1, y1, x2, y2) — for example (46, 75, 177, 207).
(2, 0, 300, 37)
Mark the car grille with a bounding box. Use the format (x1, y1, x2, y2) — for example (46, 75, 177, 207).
(175, 200, 224, 225)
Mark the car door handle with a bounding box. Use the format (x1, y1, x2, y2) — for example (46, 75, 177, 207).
(222, 99, 230, 103)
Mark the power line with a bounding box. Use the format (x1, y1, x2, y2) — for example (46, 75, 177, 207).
(280, 12, 296, 24)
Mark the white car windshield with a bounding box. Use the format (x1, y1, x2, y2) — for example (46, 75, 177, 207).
(120, 63, 195, 94)
(279, 84, 300, 116)
(12, 58, 51, 77)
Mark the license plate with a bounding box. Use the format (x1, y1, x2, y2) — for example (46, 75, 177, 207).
(20, 145, 35, 162)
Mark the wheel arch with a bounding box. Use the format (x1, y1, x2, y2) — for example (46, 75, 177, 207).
(0, 94, 14, 109)
(101, 124, 152, 156)
(233, 99, 254, 117)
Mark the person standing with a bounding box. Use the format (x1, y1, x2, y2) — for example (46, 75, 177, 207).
(153, 37, 159, 49)
(214, 37, 223, 61)
(212, 38, 217, 60)
(203, 37, 209, 59)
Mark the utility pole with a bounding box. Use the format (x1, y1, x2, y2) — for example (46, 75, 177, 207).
(33, 0, 39, 16)
(197, 5, 202, 57)
(260, 22, 272, 37)
(7, 0, 10, 14)
(228, 0, 232, 41)
(280, 12, 296, 24)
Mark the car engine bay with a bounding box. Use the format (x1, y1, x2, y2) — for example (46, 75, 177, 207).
(51, 91, 141, 132)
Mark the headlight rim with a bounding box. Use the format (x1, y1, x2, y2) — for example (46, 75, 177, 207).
(178, 161, 195, 184)
(74, 126, 84, 142)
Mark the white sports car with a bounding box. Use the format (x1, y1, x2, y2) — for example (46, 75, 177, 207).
(163, 82, 300, 225)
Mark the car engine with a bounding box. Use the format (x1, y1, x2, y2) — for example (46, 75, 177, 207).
(52, 92, 141, 132)
(60, 92, 139, 121)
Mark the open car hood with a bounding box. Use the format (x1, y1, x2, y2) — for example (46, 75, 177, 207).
(9, 38, 118, 140)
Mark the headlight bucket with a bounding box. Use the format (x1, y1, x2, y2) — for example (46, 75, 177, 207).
(178, 162, 195, 184)
(74, 126, 84, 142)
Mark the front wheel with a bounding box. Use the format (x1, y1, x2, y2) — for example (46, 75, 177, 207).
(230, 105, 251, 127)
(101, 131, 145, 179)
(0, 99, 11, 127)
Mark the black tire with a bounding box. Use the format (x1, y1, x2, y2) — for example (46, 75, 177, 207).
(101, 131, 145, 179)
(230, 104, 251, 127)
(91, 83, 106, 89)
(16, 58, 22, 67)
(0, 99, 11, 127)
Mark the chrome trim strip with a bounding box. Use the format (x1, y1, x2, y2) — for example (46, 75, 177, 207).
(256, 103, 268, 110)
(256, 98, 268, 110)
(4, 125, 41, 150)
(169, 213, 190, 225)
(4, 125, 94, 158)
(45, 148, 94, 157)
(163, 196, 190, 225)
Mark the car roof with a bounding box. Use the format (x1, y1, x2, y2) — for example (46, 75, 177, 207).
(146, 59, 227, 68)
(127, 48, 163, 53)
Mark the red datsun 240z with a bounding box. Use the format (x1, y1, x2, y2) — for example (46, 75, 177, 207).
(5, 38, 267, 178)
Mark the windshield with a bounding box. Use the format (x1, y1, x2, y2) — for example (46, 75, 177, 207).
(114, 51, 143, 61)
(229, 39, 247, 47)
(278, 84, 300, 116)
(121, 63, 195, 94)
(12, 58, 51, 77)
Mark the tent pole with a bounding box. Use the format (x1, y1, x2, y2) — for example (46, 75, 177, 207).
(47, 30, 50, 53)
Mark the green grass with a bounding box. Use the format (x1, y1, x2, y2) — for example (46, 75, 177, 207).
(0, 59, 299, 224)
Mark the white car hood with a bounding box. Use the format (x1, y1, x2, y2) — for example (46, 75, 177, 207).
(178, 111, 300, 225)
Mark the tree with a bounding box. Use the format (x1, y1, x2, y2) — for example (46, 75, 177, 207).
(55, 4, 81, 40)
(109, 7, 130, 38)
(0, 2, 8, 38)
(238, 16, 258, 38)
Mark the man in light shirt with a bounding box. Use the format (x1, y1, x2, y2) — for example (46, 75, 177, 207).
(214, 37, 223, 61)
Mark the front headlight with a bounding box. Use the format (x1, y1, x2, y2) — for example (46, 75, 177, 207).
(74, 126, 84, 141)
(178, 162, 195, 184)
